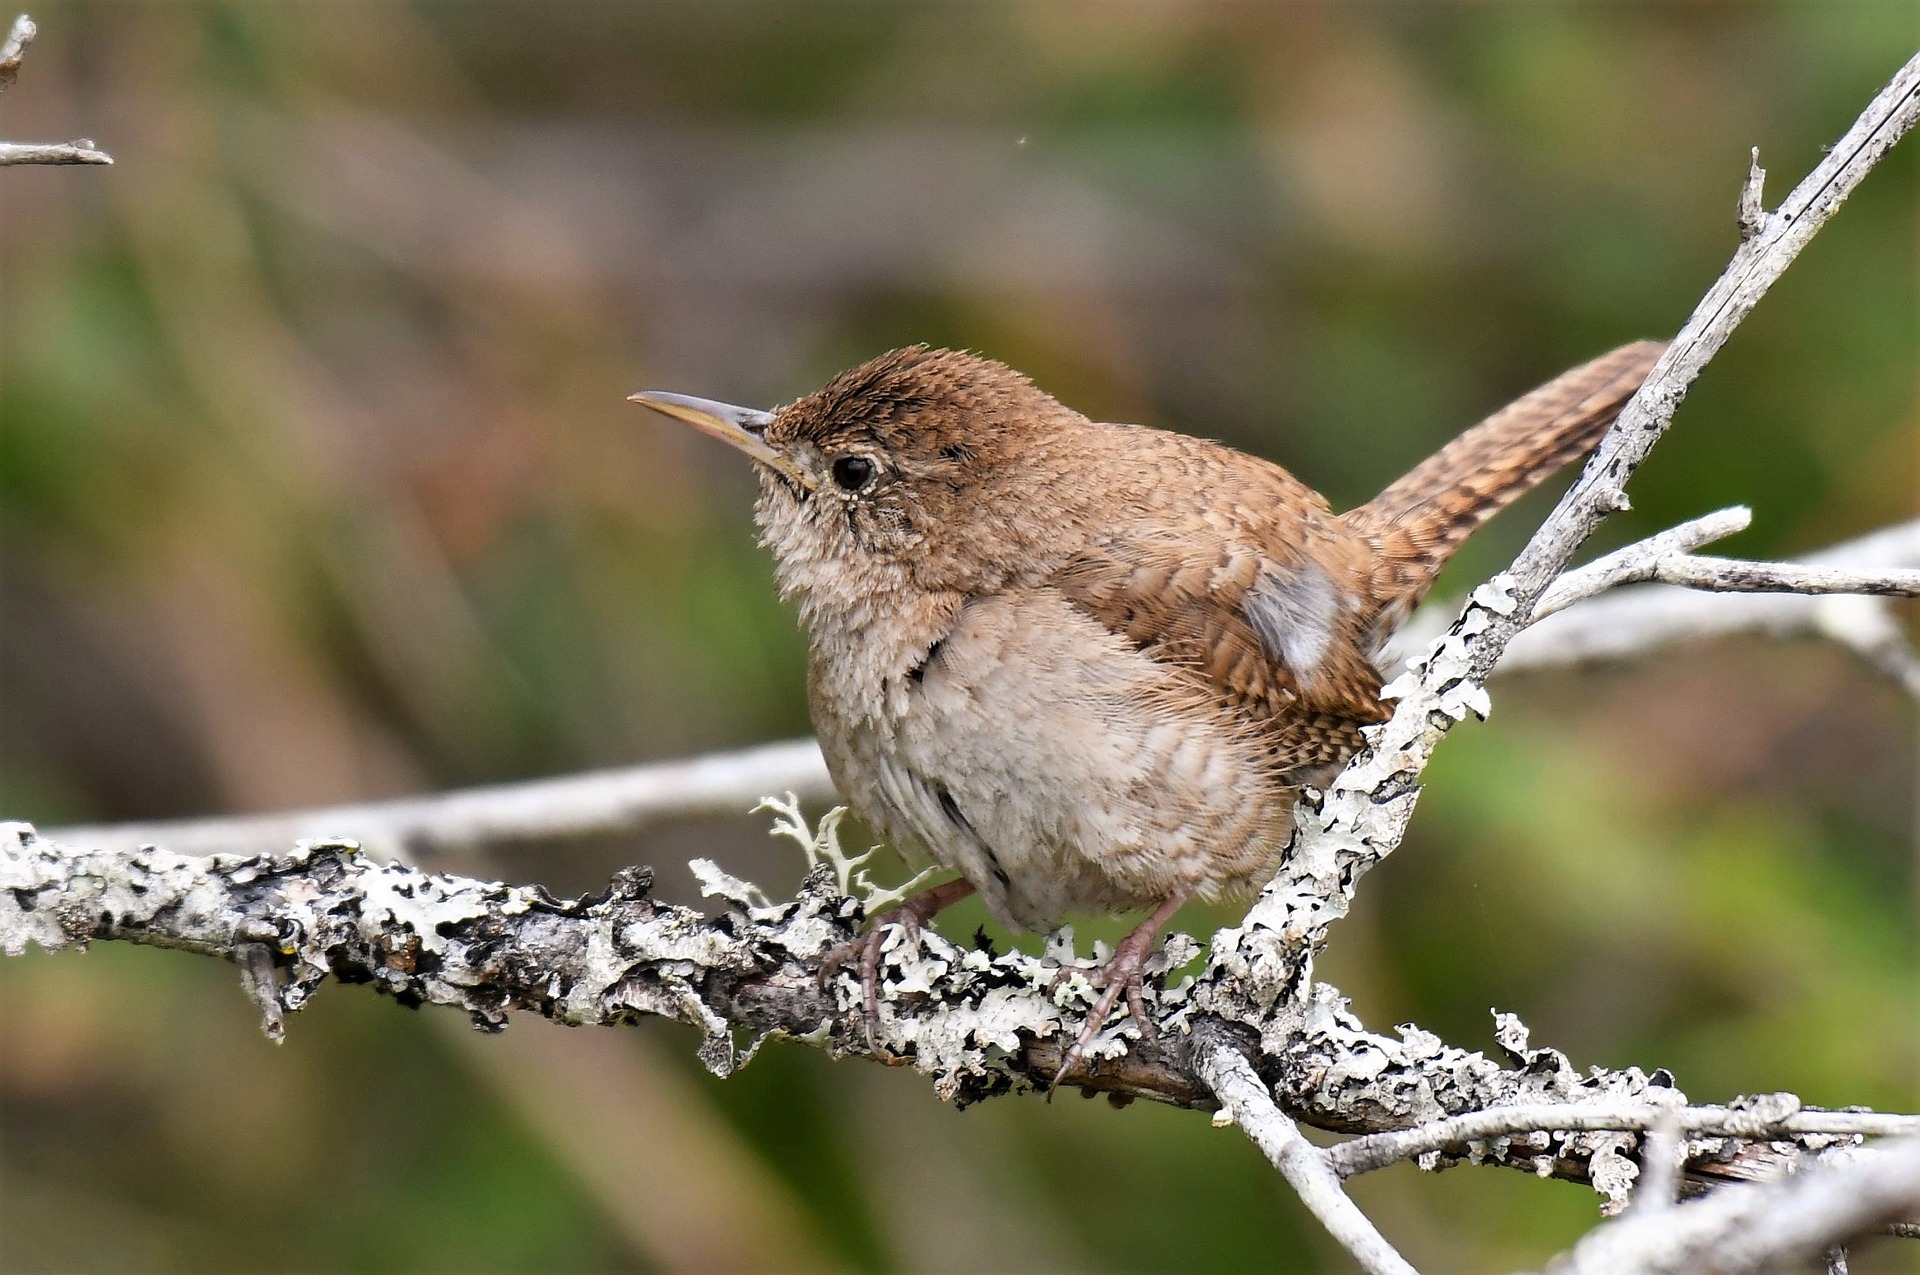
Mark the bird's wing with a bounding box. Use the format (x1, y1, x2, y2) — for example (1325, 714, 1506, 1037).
(1047, 461, 1388, 782)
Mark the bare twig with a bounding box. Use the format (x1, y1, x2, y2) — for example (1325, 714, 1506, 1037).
(1737, 146, 1767, 241)
(1195, 1033, 1420, 1275)
(1542, 1137, 1920, 1275)
(0, 13, 113, 165)
(1534, 507, 1920, 618)
(1328, 1098, 1920, 1180)
(0, 138, 113, 165)
(46, 738, 836, 859)
(1485, 50, 1920, 675)
(1496, 517, 1920, 691)
(1648, 555, 1920, 598)
(1534, 506, 1754, 617)
(1634, 1107, 1685, 1215)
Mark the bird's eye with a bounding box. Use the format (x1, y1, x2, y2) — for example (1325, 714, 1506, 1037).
(831, 455, 875, 492)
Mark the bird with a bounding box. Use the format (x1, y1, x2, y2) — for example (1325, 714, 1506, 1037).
(631, 339, 1664, 1088)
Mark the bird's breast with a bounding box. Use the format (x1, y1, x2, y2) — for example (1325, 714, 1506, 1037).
(808, 586, 1297, 931)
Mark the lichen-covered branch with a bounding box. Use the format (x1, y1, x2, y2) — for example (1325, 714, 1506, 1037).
(0, 818, 1201, 1104)
(1195, 1028, 1419, 1275)
(1539, 1138, 1920, 1275)
(0, 14, 113, 165)
(7, 815, 1910, 1219)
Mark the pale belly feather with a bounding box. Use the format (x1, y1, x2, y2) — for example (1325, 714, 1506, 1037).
(810, 587, 1295, 932)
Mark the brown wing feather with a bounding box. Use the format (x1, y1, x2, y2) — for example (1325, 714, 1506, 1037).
(1048, 448, 1388, 783)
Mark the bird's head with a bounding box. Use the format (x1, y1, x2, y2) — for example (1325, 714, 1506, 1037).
(631, 346, 1087, 600)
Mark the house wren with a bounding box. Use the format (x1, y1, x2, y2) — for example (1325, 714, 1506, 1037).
(631, 339, 1662, 1085)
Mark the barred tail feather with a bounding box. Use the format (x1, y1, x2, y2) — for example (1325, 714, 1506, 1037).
(1345, 340, 1664, 598)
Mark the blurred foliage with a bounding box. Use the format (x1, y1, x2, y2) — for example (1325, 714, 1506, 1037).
(1, 1, 1915, 1271)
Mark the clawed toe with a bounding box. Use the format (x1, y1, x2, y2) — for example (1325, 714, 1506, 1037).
(821, 919, 917, 1060)
(1046, 891, 1188, 1097)
(817, 877, 977, 1061)
(1048, 952, 1154, 1096)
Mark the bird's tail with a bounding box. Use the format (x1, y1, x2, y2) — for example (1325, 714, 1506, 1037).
(1342, 340, 1665, 603)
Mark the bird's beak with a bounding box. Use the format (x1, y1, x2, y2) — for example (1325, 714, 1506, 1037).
(627, 391, 805, 483)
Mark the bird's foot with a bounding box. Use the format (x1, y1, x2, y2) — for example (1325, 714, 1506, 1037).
(819, 876, 975, 1061)
(1048, 891, 1188, 1097)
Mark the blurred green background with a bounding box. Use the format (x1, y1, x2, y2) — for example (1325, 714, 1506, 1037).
(2, 2, 1915, 1271)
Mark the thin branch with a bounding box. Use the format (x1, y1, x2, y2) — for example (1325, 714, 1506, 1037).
(1484, 49, 1920, 676)
(0, 138, 113, 165)
(1532, 507, 1920, 619)
(0, 13, 113, 165)
(1195, 1033, 1420, 1275)
(1649, 555, 1920, 598)
(1634, 1107, 1685, 1215)
(1737, 147, 1767, 242)
(45, 738, 837, 859)
(1534, 506, 1753, 617)
(1496, 517, 1920, 692)
(1328, 1098, 1920, 1180)
(1542, 1137, 1920, 1275)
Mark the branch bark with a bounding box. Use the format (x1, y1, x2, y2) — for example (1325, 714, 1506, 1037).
(0, 14, 113, 165)
(1195, 1030, 1419, 1275)
(47, 737, 837, 860)
(1541, 1138, 1920, 1275)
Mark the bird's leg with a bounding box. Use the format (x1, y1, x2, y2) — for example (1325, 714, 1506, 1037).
(819, 876, 976, 1060)
(1049, 890, 1189, 1095)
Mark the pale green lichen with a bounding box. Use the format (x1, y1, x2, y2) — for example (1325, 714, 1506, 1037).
(754, 793, 940, 913)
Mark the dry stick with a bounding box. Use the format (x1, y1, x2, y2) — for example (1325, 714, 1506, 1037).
(1534, 508, 1920, 616)
(1328, 1101, 1920, 1180)
(0, 12, 32, 89)
(46, 737, 837, 859)
(1541, 1138, 1920, 1275)
(0, 14, 113, 165)
(1496, 516, 1920, 691)
(1650, 555, 1920, 598)
(1481, 49, 1920, 677)
(1633, 1107, 1686, 1216)
(1533, 506, 1755, 616)
(1196, 1037, 1421, 1275)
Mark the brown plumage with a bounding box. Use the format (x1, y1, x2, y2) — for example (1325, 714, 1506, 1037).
(631, 338, 1664, 1082)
